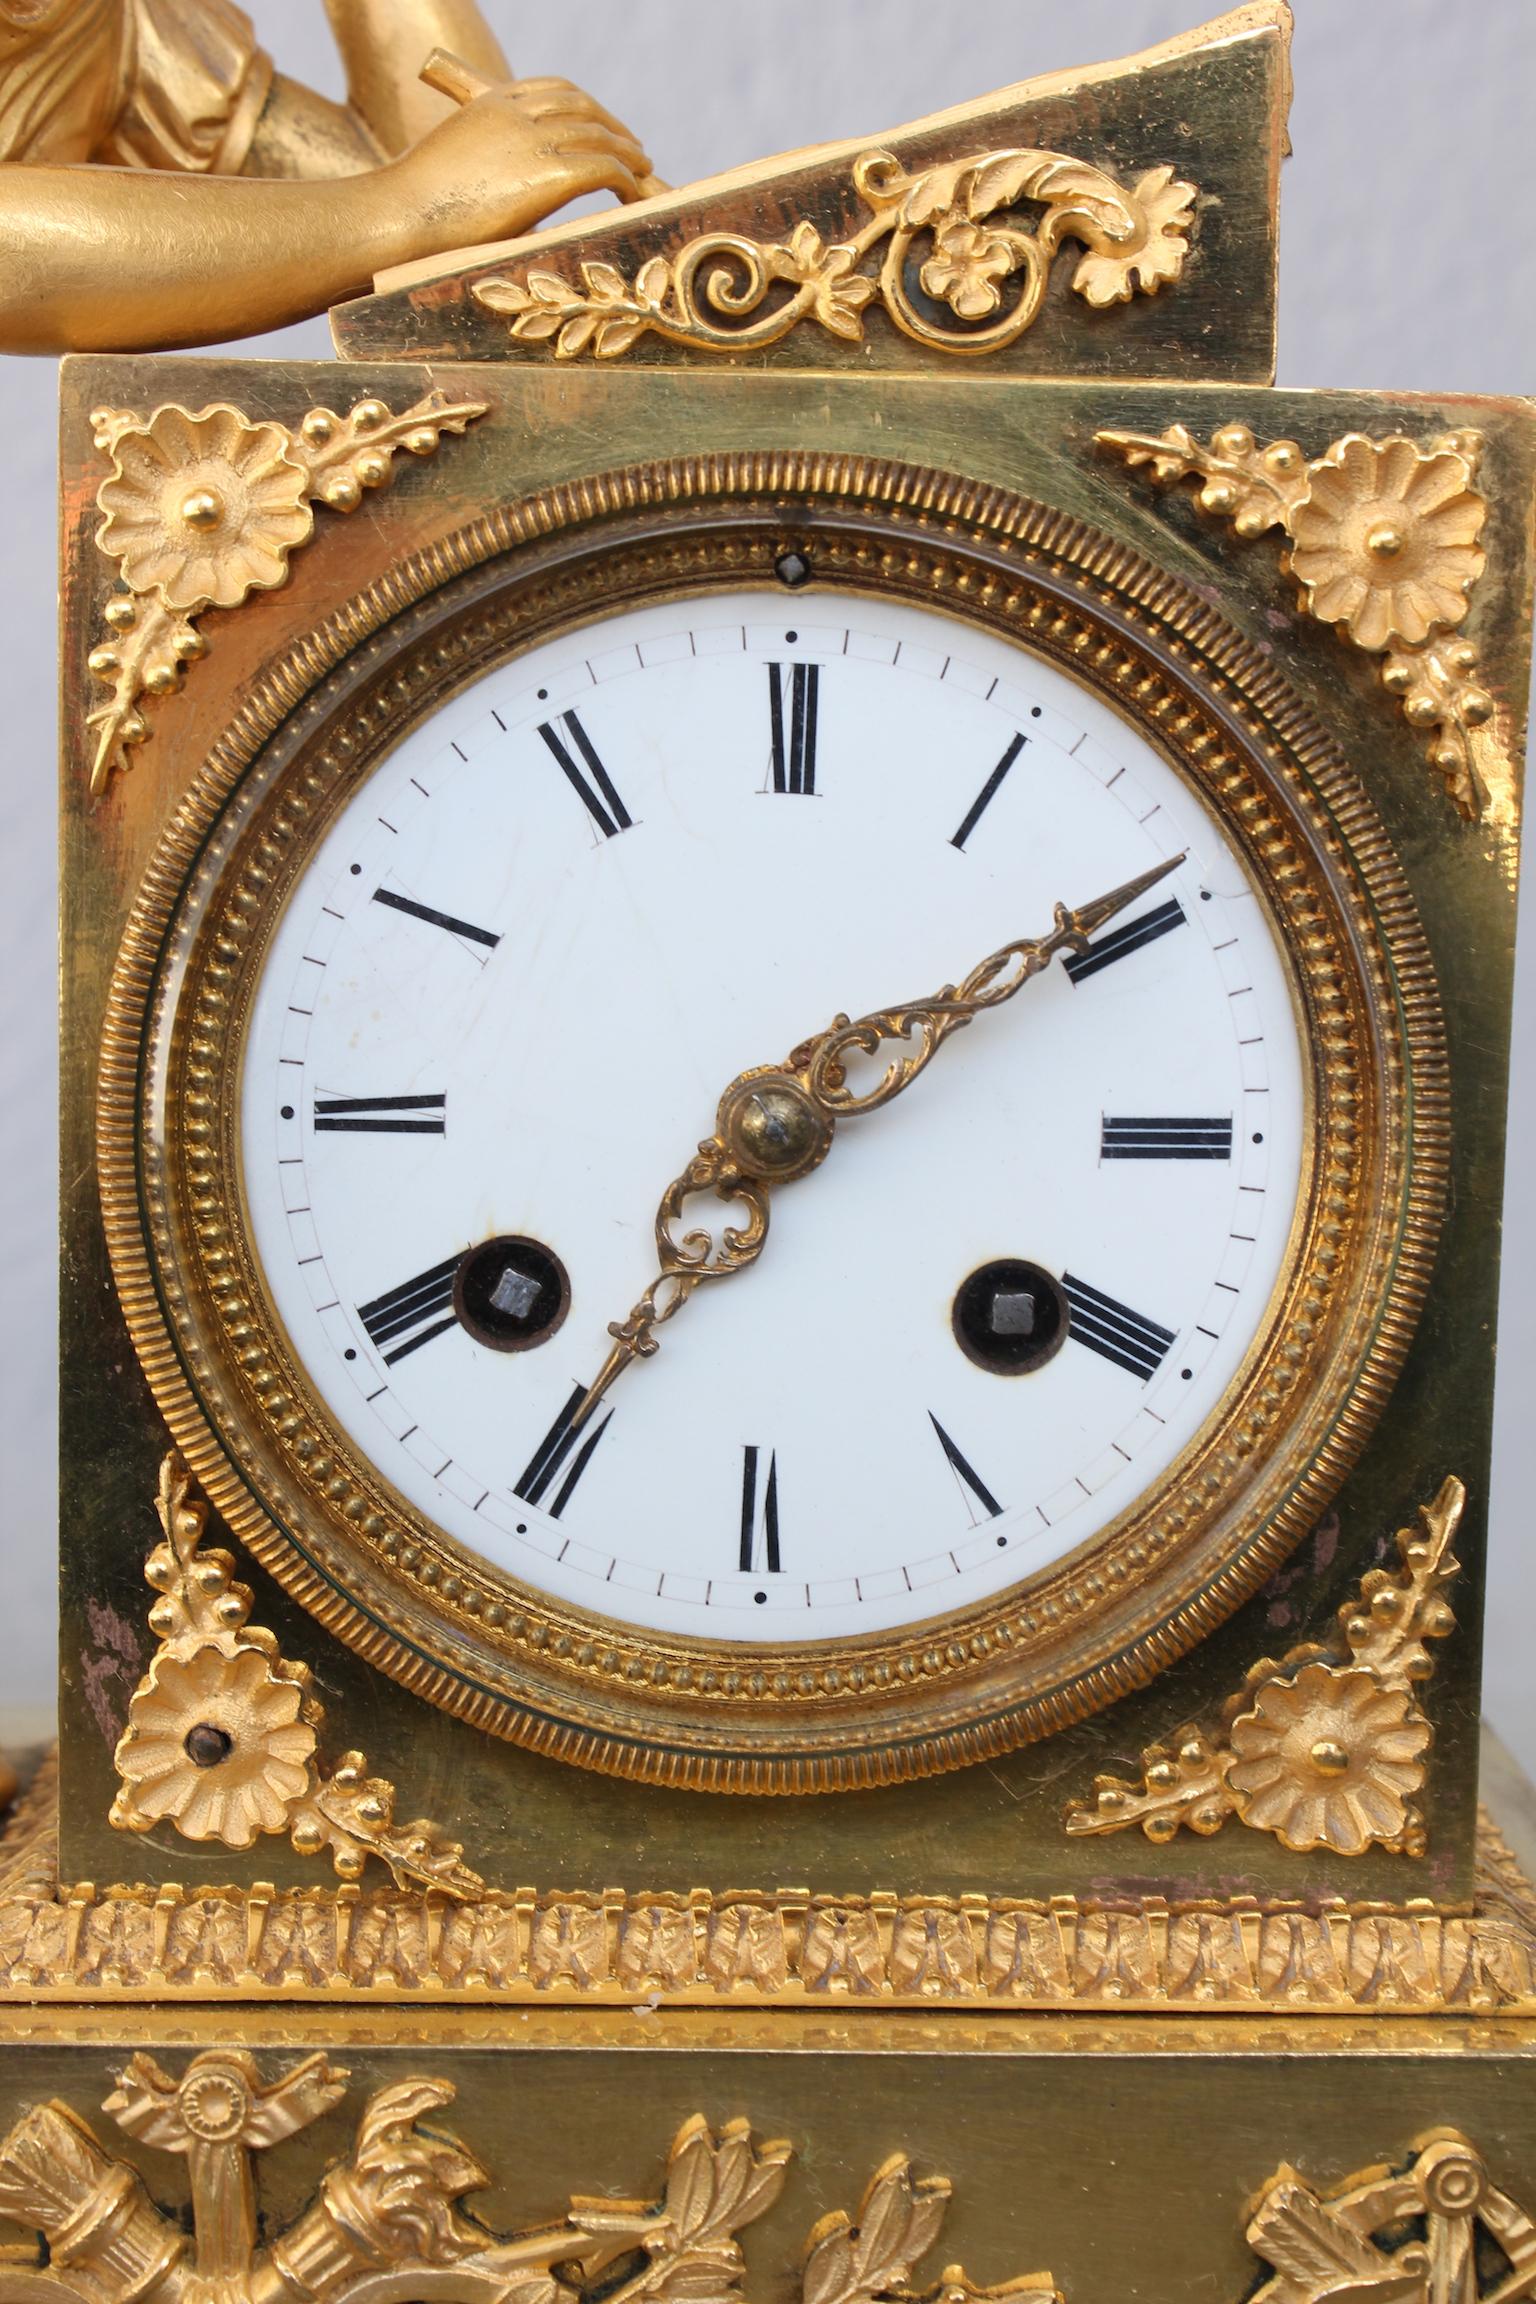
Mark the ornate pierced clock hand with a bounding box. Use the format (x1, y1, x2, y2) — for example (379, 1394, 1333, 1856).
(567, 851, 1186, 1435)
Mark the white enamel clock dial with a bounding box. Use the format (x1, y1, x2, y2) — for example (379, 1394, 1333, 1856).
(241, 589, 1306, 1643)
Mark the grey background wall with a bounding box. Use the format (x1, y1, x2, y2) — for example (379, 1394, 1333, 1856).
(1, 0, 1532, 1762)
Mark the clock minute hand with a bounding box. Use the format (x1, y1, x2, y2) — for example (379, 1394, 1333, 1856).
(801, 849, 1187, 1118)
(567, 850, 1186, 1436)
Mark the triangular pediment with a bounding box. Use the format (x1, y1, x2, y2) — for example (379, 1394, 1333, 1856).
(333, 5, 1289, 382)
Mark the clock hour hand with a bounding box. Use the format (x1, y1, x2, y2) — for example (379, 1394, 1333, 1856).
(567, 851, 1186, 1435)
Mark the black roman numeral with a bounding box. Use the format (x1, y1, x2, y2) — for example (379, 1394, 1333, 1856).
(768, 663, 819, 794)
(537, 710, 633, 838)
(929, 1412, 1004, 1523)
(371, 888, 500, 950)
(315, 1092, 447, 1136)
(1064, 897, 1186, 984)
(1101, 1114, 1233, 1161)
(357, 1252, 461, 1364)
(514, 1382, 613, 1517)
(1062, 1274, 1176, 1381)
(950, 734, 1027, 850)
(738, 1445, 782, 1574)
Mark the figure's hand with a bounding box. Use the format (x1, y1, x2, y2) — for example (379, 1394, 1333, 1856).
(566, 853, 1186, 1435)
(387, 64, 655, 250)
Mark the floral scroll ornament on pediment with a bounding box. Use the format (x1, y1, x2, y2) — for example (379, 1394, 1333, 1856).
(85, 388, 487, 797)
(0, 2051, 1064, 2304)
(1097, 420, 1515, 829)
(1066, 1477, 1463, 1856)
(471, 148, 1196, 361)
(110, 1451, 484, 1896)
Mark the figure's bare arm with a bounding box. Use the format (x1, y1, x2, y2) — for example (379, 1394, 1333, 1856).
(0, 166, 398, 352)
(241, 72, 383, 180)
(323, 0, 512, 155)
(0, 79, 650, 353)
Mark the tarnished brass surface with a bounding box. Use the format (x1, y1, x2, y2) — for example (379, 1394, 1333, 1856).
(56, 360, 1533, 1908)
(1066, 1479, 1464, 1857)
(85, 387, 487, 795)
(469, 146, 1198, 364)
(5, 2032, 1534, 2304)
(0, 4, 651, 353)
(5, 2038, 1533, 2304)
(1241, 2132, 1536, 2302)
(94, 448, 1446, 1797)
(334, 7, 1290, 383)
(110, 1457, 484, 1897)
(7, 1751, 1536, 2009)
(0, 2044, 1063, 2304)
(15, 21, 1536, 2258)
(4, 2004, 1536, 2304)
(1099, 420, 1514, 830)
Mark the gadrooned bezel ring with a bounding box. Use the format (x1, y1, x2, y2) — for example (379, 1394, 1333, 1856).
(97, 452, 1447, 1794)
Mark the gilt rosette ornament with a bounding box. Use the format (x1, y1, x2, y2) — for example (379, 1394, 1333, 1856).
(472, 146, 1196, 360)
(112, 1452, 482, 1895)
(1287, 434, 1486, 651)
(97, 405, 315, 610)
(117, 1643, 317, 1847)
(1097, 419, 1513, 826)
(1067, 1477, 1463, 1855)
(86, 388, 487, 796)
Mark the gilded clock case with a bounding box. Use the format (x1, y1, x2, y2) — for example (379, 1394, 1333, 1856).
(95, 447, 1444, 1795)
(57, 360, 1532, 1906)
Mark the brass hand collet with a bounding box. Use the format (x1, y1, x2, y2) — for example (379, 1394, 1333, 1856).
(569, 852, 1186, 1433)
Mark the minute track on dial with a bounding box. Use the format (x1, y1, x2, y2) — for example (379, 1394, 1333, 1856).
(565, 852, 1186, 1439)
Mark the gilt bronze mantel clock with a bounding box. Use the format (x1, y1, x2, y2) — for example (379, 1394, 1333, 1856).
(3, 8, 1535, 2301)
